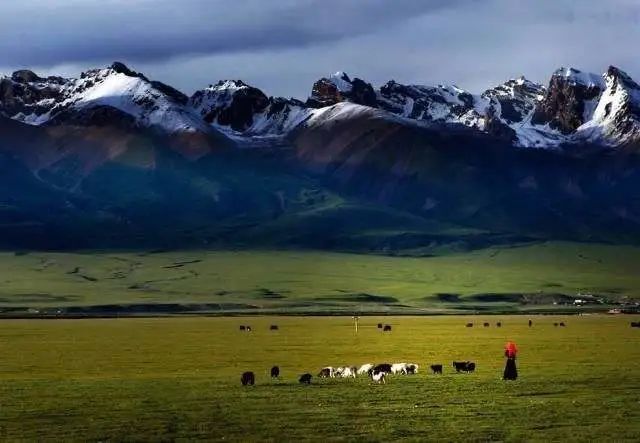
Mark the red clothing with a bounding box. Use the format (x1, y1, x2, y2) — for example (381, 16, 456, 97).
(505, 341, 518, 358)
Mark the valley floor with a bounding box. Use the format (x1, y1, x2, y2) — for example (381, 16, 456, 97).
(0, 241, 639, 315)
(0, 315, 638, 441)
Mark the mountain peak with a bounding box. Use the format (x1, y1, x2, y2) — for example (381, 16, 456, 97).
(11, 70, 43, 83)
(552, 67, 604, 88)
(605, 66, 639, 89)
(329, 71, 353, 92)
(109, 62, 138, 77)
(209, 79, 251, 91)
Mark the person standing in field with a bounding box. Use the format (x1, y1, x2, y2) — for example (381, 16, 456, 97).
(503, 341, 518, 380)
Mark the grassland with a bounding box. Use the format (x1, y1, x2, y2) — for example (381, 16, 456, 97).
(0, 315, 639, 441)
(0, 241, 639, 314)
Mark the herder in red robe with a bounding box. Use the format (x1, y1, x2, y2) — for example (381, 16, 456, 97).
(503, 341, 518, 380)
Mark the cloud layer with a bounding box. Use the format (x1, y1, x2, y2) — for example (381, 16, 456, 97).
(1, 0, 639, 98)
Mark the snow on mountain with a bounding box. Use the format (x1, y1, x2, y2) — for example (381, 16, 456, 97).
(307, 72, 377, 108)
(3, 63, 211, 134)
(3, 63, 640, 150)
(553, 67, 605, 89)
(377, 80, 486, 127)
(328, 71, 354, 93)
(190, 80, 313, 145)
(305, 101, 397, 128)
(575, 66, 640, 146)
(0, 70, 70, 123)
(531, 67, 605, 136)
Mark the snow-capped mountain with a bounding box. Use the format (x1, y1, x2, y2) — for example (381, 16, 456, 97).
(189, 80, 310, 141)
(377, 80, 487, 128)
(1, 62, 214, 135)
(307, 71, 378, 108)
(2, 62, 640, 150)
(575, 66, 640, 146)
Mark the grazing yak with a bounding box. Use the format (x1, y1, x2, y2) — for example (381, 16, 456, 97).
(554, 322, 559, 327)
(631, 322, 640, 328)
(299, 373, 312, 384)
(270, 366, 280, 378)
(335, 366, 356, 378)
(239, 325, 246, 331)
(241, 371, 255, 386)
(370, 363, 392, 375)
(483, 322, 490, 327)
(358, 364, 374, 375)
(370, 370, 386, 384)
(430, 364, 443, 374)
(391, 363, 408, 374)
(405, 364, 419, 375)
(529, 319, 533, 327)
(466, 323, 473, 328)
(318, 367, 334, 378)
(559, 322, 566, 327)
(270, 325, 279, 330)
(453, 361, 476, 373)
(377, 323, 383, 329)
(496, 322, 502, 327)
(383, 325, 392, 332)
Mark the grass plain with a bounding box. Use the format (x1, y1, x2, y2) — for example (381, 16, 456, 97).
(0, 315, 639, 441)
(0, 241, 639, 314)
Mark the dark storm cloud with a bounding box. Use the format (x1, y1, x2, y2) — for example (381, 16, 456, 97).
(0, 0, 474, 66)
(1, 0, 639, 99)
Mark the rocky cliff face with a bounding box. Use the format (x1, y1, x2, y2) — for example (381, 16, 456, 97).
(307, 72, 377, 108)
(574, 66, 640, 148)
(531, 68, 604, 134)
(190, 80, 270, 132)
(0, 70, 68, 120)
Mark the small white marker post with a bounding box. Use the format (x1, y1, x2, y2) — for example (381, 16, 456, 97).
(353, 315, 359, 334)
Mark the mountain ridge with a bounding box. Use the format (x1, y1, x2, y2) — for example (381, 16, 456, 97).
(2, 62, 640, 251)
(3, 62, 640, 150)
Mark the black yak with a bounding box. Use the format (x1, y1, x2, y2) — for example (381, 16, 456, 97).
(430, 364, 443, 374)
(241, 371, 255, 386)
(299, 373, 312, 384)
(270, 366, 280, 378)
(453, 361, 475, 373)
(453, 361, 467, 372)
(371, 363, 392, 375)
(383, 325, 392, 332)
(270, 325, 279, 330)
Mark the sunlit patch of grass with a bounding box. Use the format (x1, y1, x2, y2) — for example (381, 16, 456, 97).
(0, 315, 638, 440)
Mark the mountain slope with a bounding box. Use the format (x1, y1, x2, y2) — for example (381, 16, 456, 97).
(2, 63, 640, 250)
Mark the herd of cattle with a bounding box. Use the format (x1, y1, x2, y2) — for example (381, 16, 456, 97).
(237, 318, 638, 386)
(240, 360, 477, 386)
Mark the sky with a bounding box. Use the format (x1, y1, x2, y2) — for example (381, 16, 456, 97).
(1, 0, 639, 98)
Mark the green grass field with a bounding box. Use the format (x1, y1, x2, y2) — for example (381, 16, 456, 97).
(1, 315, 639, 441)
(0, 241, 639, 314)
